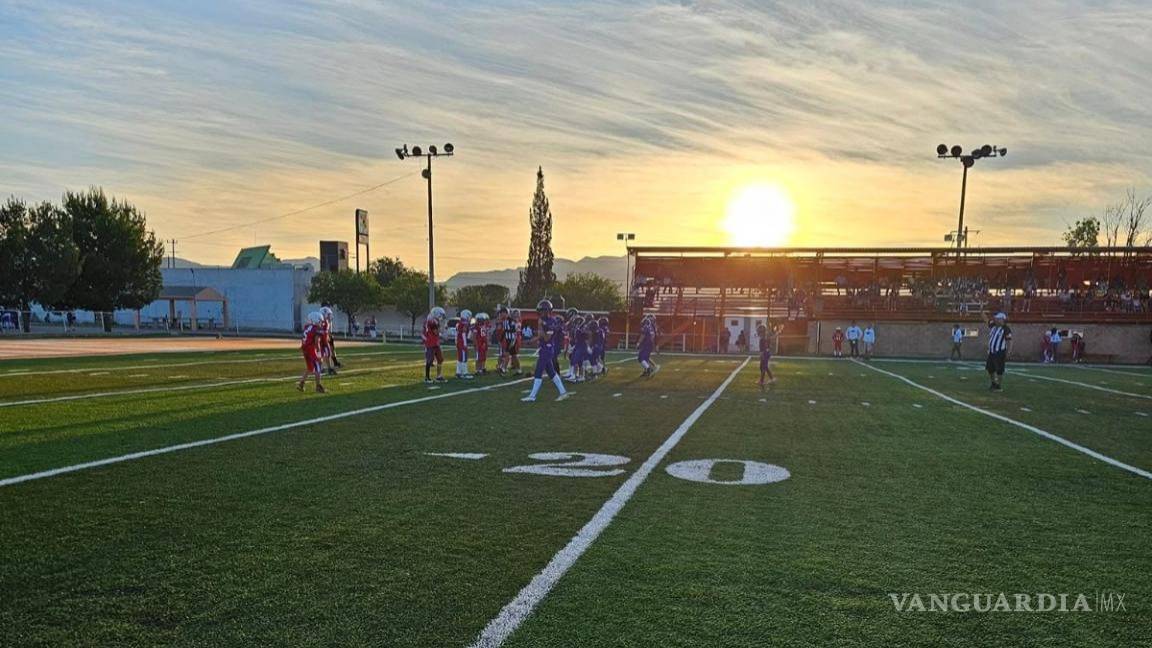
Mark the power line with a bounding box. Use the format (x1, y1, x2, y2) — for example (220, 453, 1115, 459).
(179, 171, 418, 241)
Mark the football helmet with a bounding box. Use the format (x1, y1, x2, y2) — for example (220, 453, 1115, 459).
(308, 311, 322, 325)
(459, 309, 473, 321)
(429, 306, 446, 320)
(536, 299, 554, 313)
(476, 312, 490, 321)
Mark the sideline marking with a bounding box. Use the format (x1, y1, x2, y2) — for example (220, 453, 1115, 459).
(0, 348, 422, 379)
(467, 358, 750, 648)
(1015, 372, 1152, 401)
(0, 377, 533, 488)
(0, 358, 634, 487)
(855, 360, 1152, 481)
(0, 361, 424, 408)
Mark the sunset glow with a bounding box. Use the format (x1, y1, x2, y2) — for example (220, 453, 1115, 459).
(723, 184, 797, 247)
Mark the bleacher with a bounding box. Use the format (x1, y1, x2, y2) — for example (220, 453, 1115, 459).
(630, 246, 1152, 324)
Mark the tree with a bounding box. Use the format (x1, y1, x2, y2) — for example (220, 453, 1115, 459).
(0, 199, 31, 329)
(368, 256, 407, 288)
(515, 167, 556, 305)
(387, 269, 447, 331)
(1062, 217, 1100, 252)
(308, 269, 387, 334)
(550, 272, 624, 311)
(27, 201, 81, 314)
(63, 187, 164, 331)
(1100, 188, 1152, 253)
(451, 284, 510, 315)
(1, 197, 82, 331)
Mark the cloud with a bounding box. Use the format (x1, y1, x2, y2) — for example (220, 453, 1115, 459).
(0, 0, 1150, 272)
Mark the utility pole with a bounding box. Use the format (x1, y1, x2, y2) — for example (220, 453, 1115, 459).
(617, 233, 636, 349)
(936, 143, 1006, 256)
(396, 143, 455, 312)
(167, 239, 177, 268)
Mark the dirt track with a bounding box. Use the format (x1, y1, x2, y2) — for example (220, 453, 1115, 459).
(0, 336, 375, 360)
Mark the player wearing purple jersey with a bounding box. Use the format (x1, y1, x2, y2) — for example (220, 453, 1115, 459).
(757, 322, 781, 389)
(569, 316, 589, 382)
(637, 314, 660, 377)
(522, 300, 570, 402)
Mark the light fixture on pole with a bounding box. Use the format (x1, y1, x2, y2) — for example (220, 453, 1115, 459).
(396, 142, 455, 312)
(936, 143, 1005, 254)
(617, 232, 636, 349)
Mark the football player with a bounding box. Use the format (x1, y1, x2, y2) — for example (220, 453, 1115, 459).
(637, 314, 659, 377)
(455, 309, 474, 379)
(319, 306, 338, 376)
(508, 309, 523, 376)
(474, 312, 491, 375)
(522, 300, 570, 402)
(757, 322, 782, 389)
(423, 306, 447, 384)
(593, 316, 609, 376)
(297, 311, 326, 393)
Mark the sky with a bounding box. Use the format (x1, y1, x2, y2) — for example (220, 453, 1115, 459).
(2, 0, 1151, 275)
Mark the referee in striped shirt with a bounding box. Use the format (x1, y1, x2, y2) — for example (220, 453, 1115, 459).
(985, 312, 1012, 391)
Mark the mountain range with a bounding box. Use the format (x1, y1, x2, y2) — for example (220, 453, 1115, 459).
(166, 254, 628, 294)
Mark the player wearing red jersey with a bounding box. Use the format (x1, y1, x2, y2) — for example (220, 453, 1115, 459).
(455, 309, 474, 379)
(424, 307, 447, 384)
(831, 326, 845, 358)
(296, 311, 326, 393)
(474, 312, 491, 375)
(319, 306, 342, 374)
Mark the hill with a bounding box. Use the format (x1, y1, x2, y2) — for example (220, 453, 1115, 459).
(443, 255, 626, 294)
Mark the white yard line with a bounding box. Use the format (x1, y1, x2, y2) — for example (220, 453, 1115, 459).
(467, 357, 750, 648)
(0, 349, 422, 379)
(0, 376, 532, 488)
(854, 360, 1152, 481)
(1015, 372, 1152, 401)
(1073, 365, 1152, 379)
(0, 362, 425, 408)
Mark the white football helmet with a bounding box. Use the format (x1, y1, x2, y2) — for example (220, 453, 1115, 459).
(320, 306, 334, 320)
(308, 311, 322, 325)
(459, 309, 473, 321)
(429, 306, 446, 320)
(476, 312, 490, 321)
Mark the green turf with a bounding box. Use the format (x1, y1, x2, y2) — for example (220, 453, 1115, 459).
(0, 351, 1148, 646)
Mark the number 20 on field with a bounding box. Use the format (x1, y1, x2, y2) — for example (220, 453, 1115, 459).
(500, 452, 791, 485)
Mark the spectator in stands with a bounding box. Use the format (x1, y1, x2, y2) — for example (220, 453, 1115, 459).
(845, 321, 863, 358)
(862, 323, 877, 360)
(950, 324, 964, 361)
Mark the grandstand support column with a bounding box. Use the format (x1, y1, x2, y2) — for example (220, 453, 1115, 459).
(718, 285, 727, 353)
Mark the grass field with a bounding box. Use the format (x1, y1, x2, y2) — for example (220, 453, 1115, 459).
(1, 344, 1149, 647)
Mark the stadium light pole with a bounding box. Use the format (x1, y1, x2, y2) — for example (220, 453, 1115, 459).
(617, 232, 636, 349)
(396, 142, 455, 312)
(936, 143, 1006, 255)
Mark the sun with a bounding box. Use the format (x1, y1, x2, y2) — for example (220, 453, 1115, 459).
(723, 184, 797, 247)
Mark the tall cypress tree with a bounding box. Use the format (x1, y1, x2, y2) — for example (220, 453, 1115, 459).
(516, 167, 556, 304)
